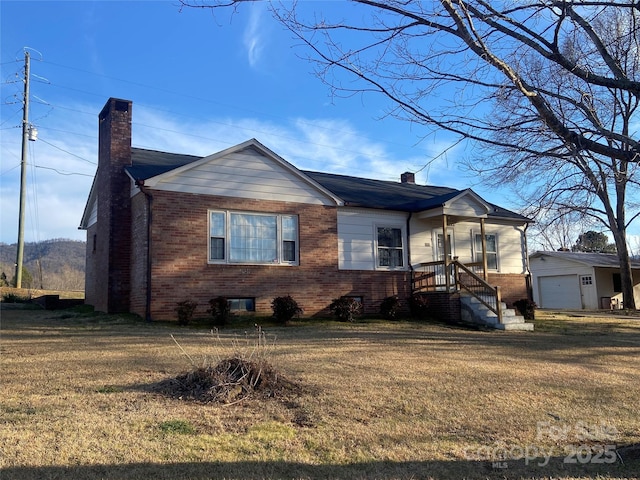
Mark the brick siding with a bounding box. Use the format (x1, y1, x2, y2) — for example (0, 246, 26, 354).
(487, 272, 530, 307)
(86, 98, 133, 313)
(422, 291, 461, 322)
(133, 190, 411, 320)
(84, 224, 101, 311)
(87, 97, 530, 323)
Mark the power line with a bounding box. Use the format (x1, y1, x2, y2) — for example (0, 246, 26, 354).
(37, 126, 94, 139)
(2, 57, 457, 182)
(40, 59, 416, 150)
(0, 163, 21, 176)
(33, 165, 94, 177)
(37, 137, 96, 165)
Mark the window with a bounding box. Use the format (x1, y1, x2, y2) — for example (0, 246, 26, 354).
(209, 212, 225, 260)
(228, 298, 255, 312)
(581, 275, 593, 286)
(209, 211, 298, 265)
(282, 216, 297, 262)
(230, 213, 277, 262)
(377, 226, 404, 268)
(474, 233, 498, 270)
(613, 273, 622, 293)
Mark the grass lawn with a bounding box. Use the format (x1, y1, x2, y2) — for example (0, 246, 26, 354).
(1, 306, 639, 479)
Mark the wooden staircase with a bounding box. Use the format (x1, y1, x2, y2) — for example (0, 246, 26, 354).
(412, 259, 534, 331)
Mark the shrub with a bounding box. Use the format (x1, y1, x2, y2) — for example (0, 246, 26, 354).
(513, 298, 536, 320)
(175, 300, 198, 326)
(207, 296, 231, 326)
(271, 295, 303, 323)
(379, 295, 401, 320)
(408, 294, 430, 319)
(329, 296, 362, 322)
(2, 292, 29, 303)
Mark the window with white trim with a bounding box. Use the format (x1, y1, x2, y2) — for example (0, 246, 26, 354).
(209, 211, 298, 265)
(474, 233, 498, 270)
(377, 226, 404, 268)
(228, 298, 255, 312)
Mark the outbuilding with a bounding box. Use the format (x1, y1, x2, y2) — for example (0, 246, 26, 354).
(529, 251, 640, 310)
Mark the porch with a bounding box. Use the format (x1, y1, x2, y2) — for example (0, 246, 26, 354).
(411, 259, 534, 331)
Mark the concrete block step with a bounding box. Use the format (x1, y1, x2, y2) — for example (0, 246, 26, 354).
(495, 322, 535, 331)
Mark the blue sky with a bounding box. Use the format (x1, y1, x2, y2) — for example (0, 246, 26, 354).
(0, 0, 487, 245)
(1, 1, 638, 249)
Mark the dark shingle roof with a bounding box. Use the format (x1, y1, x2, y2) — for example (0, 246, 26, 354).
(126, 148, 203, 180)
(302, 170, 459, 210)
(531, 251, 640, 269)
(303, 171, 528, 220)
(125, 147, 529, 221)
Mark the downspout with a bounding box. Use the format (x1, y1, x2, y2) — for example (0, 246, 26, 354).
(523, 222, 533, 301)
(135, 179, 153, 322)
(407, 212, 413, 294)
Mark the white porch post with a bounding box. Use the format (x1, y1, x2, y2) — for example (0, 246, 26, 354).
(480, 217, 488, 281)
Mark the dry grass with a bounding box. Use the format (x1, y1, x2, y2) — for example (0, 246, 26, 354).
(0, 307, 639, 479)
(1, 286, 84, 300)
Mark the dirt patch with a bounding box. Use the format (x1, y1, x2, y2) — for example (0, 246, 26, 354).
(153, 357, 302, 405)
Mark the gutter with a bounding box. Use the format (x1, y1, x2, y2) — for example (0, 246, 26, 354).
(407, 212, 414, 286)
(523, 222, 533, 301)
(135, 179, 153, 322)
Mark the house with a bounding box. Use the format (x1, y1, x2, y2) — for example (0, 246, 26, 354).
(530, 251, 640, 310)
(80, 98, 534, 329)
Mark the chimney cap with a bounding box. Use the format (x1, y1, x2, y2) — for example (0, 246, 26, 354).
(99, 97, 132, 121)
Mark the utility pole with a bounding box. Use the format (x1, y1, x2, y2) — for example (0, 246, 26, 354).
(14, 51, 30, 289)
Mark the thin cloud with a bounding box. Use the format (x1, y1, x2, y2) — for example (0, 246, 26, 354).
(243, 4, 266, 68)
(7, 103, 633, 246)
(0, 103, 478, 244)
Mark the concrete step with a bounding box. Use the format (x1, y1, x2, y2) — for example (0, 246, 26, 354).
(495, 321, 535, 331)
(501, 314, 527, 324)
(460, 293, 534, 331)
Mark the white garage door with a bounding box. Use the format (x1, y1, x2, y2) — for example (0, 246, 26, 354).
(539, 275, 582, 309)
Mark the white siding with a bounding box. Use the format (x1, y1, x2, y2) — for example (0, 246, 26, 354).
(152, 149, 335, 206)
(487, 224, 528, 273)
(338, 208, 409, 271)
(409, 219, 527, 274)
(85, 200, 97, 228)
(531, 257, 640, 309)
(530, 256, 592, 307)
(445, 198, 490, 217)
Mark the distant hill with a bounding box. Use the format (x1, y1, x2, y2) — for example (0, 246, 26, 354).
(0, 239, 85, 291)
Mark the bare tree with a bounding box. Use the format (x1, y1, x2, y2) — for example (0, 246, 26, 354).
(182, 1, 640, 308)
(526, 210, 591, 252)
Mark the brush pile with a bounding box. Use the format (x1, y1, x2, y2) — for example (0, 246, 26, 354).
(156, 357, 296, 404)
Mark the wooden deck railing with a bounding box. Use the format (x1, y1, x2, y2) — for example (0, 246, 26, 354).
(412, 260, 502, 323)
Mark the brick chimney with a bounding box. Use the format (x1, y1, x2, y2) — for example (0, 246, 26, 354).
(96, 98, 133, 313)
(401, 172, 415, 184)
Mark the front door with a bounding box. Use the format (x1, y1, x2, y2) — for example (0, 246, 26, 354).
(435, 230, 454, 288)
(436, 231, 455, 261)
